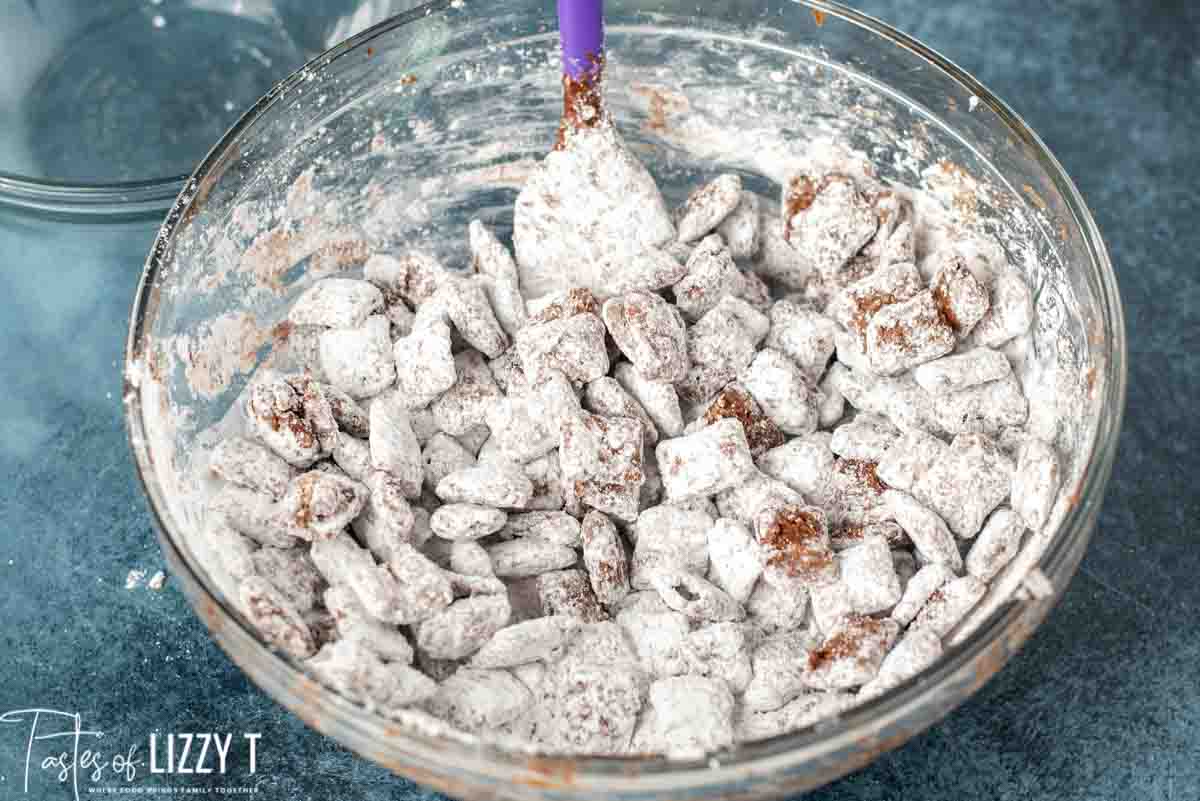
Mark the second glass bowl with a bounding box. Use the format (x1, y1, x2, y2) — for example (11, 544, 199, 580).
(0, 0, 426, 217)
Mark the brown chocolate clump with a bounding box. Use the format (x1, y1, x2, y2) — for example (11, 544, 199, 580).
(531, 287, 602, 323)
(931, 283, 959, 331)
(808, 614, 885, 671)
(783, 173, 852, 242)
(760, 506, 832, 578)
(783, 175, 819, 242)
(555, 55, 607, 150)
(851, 291, 901, 335)
(872, 320, 914, 353)
(703, 384, 785, 457)
(835, 458, 888, 495)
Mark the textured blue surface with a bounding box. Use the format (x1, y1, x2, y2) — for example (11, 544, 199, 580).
(1, 1, 1197, 799)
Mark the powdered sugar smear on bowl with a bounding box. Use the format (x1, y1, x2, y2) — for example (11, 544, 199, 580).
(129, 21, 1100, 763)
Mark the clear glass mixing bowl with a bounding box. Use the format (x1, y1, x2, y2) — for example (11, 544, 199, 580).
(124, 1, 1126, 797)
(0, 0, 425, 218)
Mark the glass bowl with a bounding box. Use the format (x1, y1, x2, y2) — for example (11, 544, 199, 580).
(0, 0, 426, 219)
(123, 0, 1126, 797)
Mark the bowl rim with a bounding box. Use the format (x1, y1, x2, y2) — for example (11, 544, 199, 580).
(124, 0, 1127, 794)
(0, 171, 185, 220)
(0, 2, 443, 221)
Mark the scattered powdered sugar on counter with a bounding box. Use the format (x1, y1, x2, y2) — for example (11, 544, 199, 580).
(126, 569, 148, 590)
(129, 23, 1099, 761)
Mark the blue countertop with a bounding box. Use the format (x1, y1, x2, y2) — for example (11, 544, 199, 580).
(0, 1, 1196, 799)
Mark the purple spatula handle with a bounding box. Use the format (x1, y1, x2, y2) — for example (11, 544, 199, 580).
(558, 0, 605, 79)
